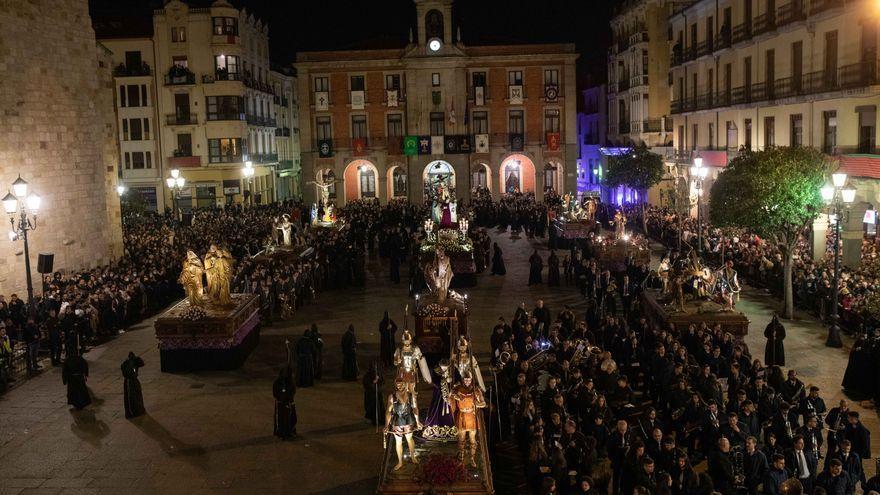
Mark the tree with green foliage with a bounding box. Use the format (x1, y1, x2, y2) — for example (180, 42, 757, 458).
(604, 143, 665, 233)
(708, 147, 830, 319)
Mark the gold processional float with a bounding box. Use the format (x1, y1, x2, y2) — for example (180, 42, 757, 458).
(155, 245, 261, 372)
(376, 245, 494, 494)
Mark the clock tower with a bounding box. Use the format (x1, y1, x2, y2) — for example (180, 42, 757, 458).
(414, 0, 453, 52)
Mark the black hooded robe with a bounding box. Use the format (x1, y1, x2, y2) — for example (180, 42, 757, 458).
(341, 326, 359, 381)
(273, 366, 297, 439)
(62, 355, 91, 410)
(121, 353, 145, 418)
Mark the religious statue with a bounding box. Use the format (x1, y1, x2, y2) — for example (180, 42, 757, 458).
(585, 198, 597, 222)
(307, 174, 340, 209)
(450, 372, 486, 467)
(429, 175, 457, 228)
(715, 260, 741, 311)
(203, 244, 235, 307)
(450, 336, 486, 392)
(275, 214, 293, 246)
(424, 247, 454, 304)
(384, 378, 422, 470)
(424, 359, 456, 432)
(178, 250, 205, 306)
(393, 330, 432, 395)
(613, 209, 627, 240)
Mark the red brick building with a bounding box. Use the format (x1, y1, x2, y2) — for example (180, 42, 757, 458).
(294, 0, 578, 205)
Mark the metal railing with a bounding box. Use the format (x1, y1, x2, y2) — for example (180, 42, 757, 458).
(166, 114, 198, 125)
(777, 1, 807, 26)
(164, 71, 195, 85)
(671, 60, 878, 114)
(811, 0, 844, 15)
(206, 112, 245, 122)
(753, 13, 776, 35)
(731, 22, 752, 44)
(114, 63, 151, 77)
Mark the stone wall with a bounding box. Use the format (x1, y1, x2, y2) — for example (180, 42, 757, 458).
(0, 0, 123, 295)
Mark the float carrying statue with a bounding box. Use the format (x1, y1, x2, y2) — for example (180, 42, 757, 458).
(178, 246, 235, 308)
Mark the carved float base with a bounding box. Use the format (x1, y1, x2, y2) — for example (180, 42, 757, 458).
(154, 294, 261, 372)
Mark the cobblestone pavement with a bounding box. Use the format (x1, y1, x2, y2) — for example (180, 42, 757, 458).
(0, 230, 875, 494)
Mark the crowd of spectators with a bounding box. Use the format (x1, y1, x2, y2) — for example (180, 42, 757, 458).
(629, 204, 880, 335)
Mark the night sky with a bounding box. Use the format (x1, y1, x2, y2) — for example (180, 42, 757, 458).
(89, 0, 615, 84)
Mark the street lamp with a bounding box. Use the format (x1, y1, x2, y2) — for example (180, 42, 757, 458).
(690, 155, 708, 257)
(243, 160, 255, 206)
(821, 172, 856, 348)
(116, 184, 126, 197)
(165, 168, 185, 220)
(3, 175, 41, 312)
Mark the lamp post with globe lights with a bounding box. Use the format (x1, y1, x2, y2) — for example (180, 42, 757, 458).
(821, 172, 856, 348)
(690, 155, 708, 257)
(2, 175, 42, 311)
(165, 168, 185, 220)
(243, 161, 255, 206)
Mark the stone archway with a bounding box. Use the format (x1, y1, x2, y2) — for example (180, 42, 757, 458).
(423, 160, 456, 195)
(343, 159, 379, 202)
(387, 163, 408, 199)
(499, 154, 536, 194)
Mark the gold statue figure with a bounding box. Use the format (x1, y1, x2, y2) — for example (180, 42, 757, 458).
(178, 250, 206, 306)
(204, 244, 235, 307)
(451, 372, 487, 467)
(424, 247, 454, 304)
(385, 378, 421, 471)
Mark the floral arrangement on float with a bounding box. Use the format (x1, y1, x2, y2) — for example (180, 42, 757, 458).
(180, 305, 207, 321)
(415, 453, 467, 487)
(420, 218, 473, 254)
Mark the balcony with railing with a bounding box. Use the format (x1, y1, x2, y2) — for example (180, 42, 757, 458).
(211, 70, 243, 82)
(113, 62, 151, 77)
(246, 114, 274, 127)
(777, 1, 806, 26)
(250, 153, 278, 164)
(671, 60, 879, 114)
(695, 40, 713, 58)
(642, 119, 672, 133)
(731, 22, 752, 44)
(714, 28, 732, 52)
(618, 76, 631, 91)
(619, 121, 631, 134)
(810, 0, 844, 15)
(753, 12, 776, 35)
(164, 67, 195, 86)
(206, 111, 245, 122)
(166, 114, 198, 126)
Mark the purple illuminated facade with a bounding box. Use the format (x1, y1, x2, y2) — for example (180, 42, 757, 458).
(576, 86, 606, 197)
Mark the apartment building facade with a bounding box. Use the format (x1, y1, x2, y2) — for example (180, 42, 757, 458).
(669, 0, 877, 160)
(100, 0, 301, 212)
(607, 0, 685, 147)
(669, 0, 879, 264)
(577, 86, 607, 195)
(294, 0, 578, 206)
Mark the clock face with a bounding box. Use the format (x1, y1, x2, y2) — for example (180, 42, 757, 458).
(428, 39, 442, 52)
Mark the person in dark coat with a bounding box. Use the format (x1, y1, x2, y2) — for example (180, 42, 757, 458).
(528, 249, 544, 285)
(764, 314, 786, 367)
(45, 309, 62, 366)
(62, 348, 91, 410)
(362, 362, 384, 425)
(547, 250, 560, 287)
(121, 352, 145, 419)
(309, 324, 324, 380)
(491, 242, 506, 275)
(273, 364, 297, 439)
(295, 330, 316, 387)
(378, 311, 397, 368)
(341, 324, 358, 381)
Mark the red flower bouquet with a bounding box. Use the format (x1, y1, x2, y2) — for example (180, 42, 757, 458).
(418, 453, 466, 486)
